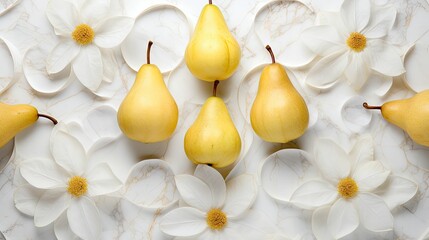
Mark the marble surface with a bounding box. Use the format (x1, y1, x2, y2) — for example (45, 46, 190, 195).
(0, 0, 429, 239)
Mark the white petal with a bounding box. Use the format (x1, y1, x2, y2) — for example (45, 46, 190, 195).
(404, 43, 429, 92)
(0, 37, 16, 95)
(341, 0, 371, 32)
(353, 161, 390, 191)
(159, 207, 207, 237)
(175, 175, 213, 211)
(51, 129, 87, 176)
(67, 197, 101, 240)
(341, 96, 373, 132)
(362, 6, 396, 38)
(54, 213, 79, 240)
(46, 41, 80, 75)
(72, 45, 103, 92)
(312, 207, 335, 240)
(222, 174, 257, 218)
(280, 40, 316, 68)
(290, 180, 338, 209)
(355, 193, 393, 232)
(301, 25, 344, 56)
(34, 189, 71, 227)
(344, 52, 370, 90)
(194, 165, 226, 209)
(46, 0, 79, 36)
(306, 50, 349, 89)
(14, 184, 43, 216)
(80, 0, 110, 26)
(315, 139, 350, 182)
(86, 163, 122, 196)
(375, 176, 418, 209)
(94, 17, 134, 48)
(350, 135, 374, 172)
(327, 199, 359, 238)
(20, 159, 68, 189)
(367, 40, 405, 77)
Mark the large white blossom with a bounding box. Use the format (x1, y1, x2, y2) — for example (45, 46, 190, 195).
(302, 0, 404, 90)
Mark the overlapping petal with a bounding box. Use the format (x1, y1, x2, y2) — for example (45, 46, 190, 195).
(20, 159, 69, 189)
(290, 180, 338, 209)
(327, 199, 359, 239)
(375, 176, 418, 209)
(301, 25, 344, 56)
(46, 41, 80, 75)
(34, 189, 71, 227)
(94, 17, 134, 48)
(223, 174, 257, 218)
(306, 50, 349, 89)
(51, 129, 87, 176)
(314, 139, 350, 182)
(354, 193, 393, 232)
(46, 0, 79, 36)
(367, 40, 405, 77)
(362, 5, 396, 38)
(194, 165, 226, 209)
(340, 0, 371, 32)
(344, 52, 370, 90)
(67, 197, 101, 240)
(72, 45, 103, 91)
(353, 161, 390, 192)
(160, 207, 207, 237)
(85, 163, 122, 196)
(175, 175, 213, 211)
(54, 213, 79, 240)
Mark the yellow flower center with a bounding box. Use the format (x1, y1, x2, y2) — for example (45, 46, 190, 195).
(72, 24, 95, 45)
(346, 32, 367, 52)
(337, 177, 358, 199)
(206, 208, 227, 230)
(67, 176, 88, 197)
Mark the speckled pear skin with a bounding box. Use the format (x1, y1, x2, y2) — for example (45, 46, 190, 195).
(381, 90, 429, 147)
(0, 103, 39, 148)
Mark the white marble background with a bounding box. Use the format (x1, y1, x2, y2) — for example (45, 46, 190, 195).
(0, 0, 429, 239)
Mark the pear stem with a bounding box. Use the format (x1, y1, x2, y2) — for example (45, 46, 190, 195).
(265, 45, 276, 63)
(38, 114, 58, 125)
(213, 80, 220, 97)
(147, 41, 153, 64)
(209, 0, 212, 4)
(363, 102, 381, 110)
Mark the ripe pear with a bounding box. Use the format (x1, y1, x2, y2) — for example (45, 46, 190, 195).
(364, 90, 429, 147)
(185, 0, 241, 82)
(0, 103, 57, 148)
(250, 45, 309, 143)
(184, 81, 241, 168)
(117, 41, 178, 143)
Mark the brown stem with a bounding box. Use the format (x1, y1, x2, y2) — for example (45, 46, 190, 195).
(213, 80, 220, 97)
(209, 0, 212, 4)
(147, 41, 154, 64)
(265, 45, 276, 63)
(38, 114, 58, 125)
(207, 163, 213, 167)
(363, 102, 381, 110)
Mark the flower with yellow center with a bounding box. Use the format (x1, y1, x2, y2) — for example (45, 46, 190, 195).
(71, 24, 95, 45)
(346, 32, 366, 52)
(337, 177, 358, 199)
(160, 165, 258, 239)
(67, 176, 88, 197)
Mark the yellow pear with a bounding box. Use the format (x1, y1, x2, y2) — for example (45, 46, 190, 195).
(0, 103, 57, 148)
(184, 81, 241, 168)
(364, 90, 429, 147)
(250, 45, 309, 143)
(117, 41, 178, 143)
(185, 0, 241, 82)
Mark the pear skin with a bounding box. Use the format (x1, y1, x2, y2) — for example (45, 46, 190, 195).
(118, 41, 178, 143)
(364, 90, 429, 147)
(250, 46, 309, 143)
(185, 1, 241, 82)
(184, 81, 241, 168)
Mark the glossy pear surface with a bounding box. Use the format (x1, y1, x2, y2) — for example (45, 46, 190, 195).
(380, 90, 429, 147)
(185, 4, 241, 82)
(117, 64, 178, 143)
(184, 97, 241, 168)
(250, 63, 309, 143)
(0, 103, 38, 148)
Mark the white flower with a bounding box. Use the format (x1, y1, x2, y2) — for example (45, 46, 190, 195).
(17, 124, 122, 240)
(302, 0, 404, 90)
(45, 0, 134, 92)
(160, 164, 258, 239)
(289, 136, 418, 239)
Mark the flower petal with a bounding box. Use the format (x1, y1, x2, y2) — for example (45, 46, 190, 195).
(72, 45, 103, 92)
(362, 6, 396, 38)
(353, 161, 390, 191)
(222, 174, 257, 218)
(159, 207, 207, 237)
(46, 41, 80, 75)
(175, 175, 213, 211)
(404, 43, 429, 92)
(306, 50, 349, 89)
(341, 0, 371, 32)
(54, 213, 79, 240)
(51, 129, 87, 176)
(327, 198, 359, 238)
(20, 159, 68, 189)
(34, 189, 71, 227)
(344, 52, 370, 90)
(367, 40, 405, 77)
(290, 180, 338, 209)
(67, 197, 101, 240)
(280, 40, 316, 68)
(374, 176, 418, 209)
(315, 139, 350, 182)
(46, 0, 79, 36)
(355, 192, 393, 232)
(301, 25, 344, 56)
(14, 184, 43, 216)
(85, 163, 122, 196)
(194, 165, 226, 209)
(312, 207, 335, 240)
(350, 135, 373, 173)
(94, 17, 134, 48)
(80, 0, 110, 26)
